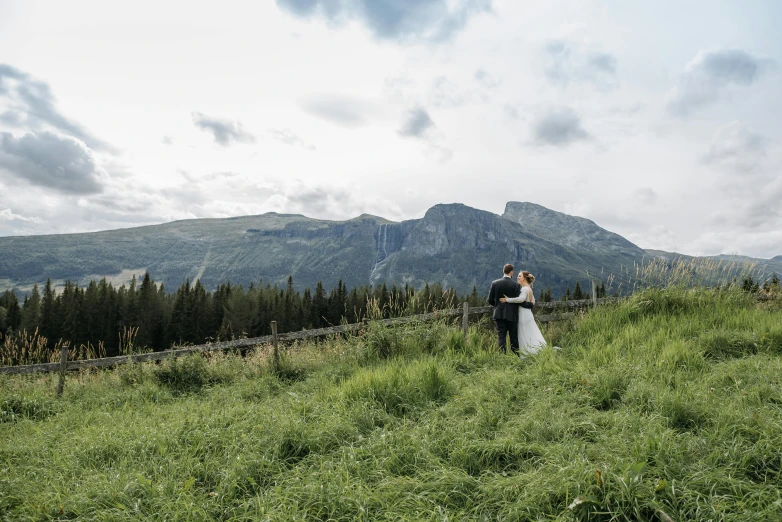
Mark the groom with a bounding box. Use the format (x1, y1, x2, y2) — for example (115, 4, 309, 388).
(487, 263, 522, 354)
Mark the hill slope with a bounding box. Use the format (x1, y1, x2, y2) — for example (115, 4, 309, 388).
(2, 287, 781, 520)
(0, 213, 385, 292)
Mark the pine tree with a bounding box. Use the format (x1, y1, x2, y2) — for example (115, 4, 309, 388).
(763, 273, 780, 294)
(742, 276, 759, 293)
(40, 278, 56, 344)
(326, 280, 347, 325)
(573, 281, 584, 300)
(337, 279, 347, 320)
(190, 280, 210, 343)
(380, 283, 390, 318)
(210, 283, 231, 340)
(301, 287, 313, 328)
(0, 291, 15, 335)
(0, 290, 21, 335)
(96, 278, 120, 355)
(81, 281, 97, 346)
(283, 276, 296, 331)
(468, 285, 480, 306)
(58, 281, 83, 345)
(346, 288, 360, 323)
(137, 272, 168, 349)
(121, 274, 139, 329)
(21, 283, 41, 333)
(8, 294, 21, 332)
(168, 280, 190, 345)
(420, 283, 431, 313)
(312, 281, 328, 327)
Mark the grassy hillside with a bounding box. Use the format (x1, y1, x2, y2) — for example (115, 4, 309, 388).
(1, 287, 781, 520)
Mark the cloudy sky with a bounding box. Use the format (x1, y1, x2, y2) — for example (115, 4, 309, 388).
(0, 0, 780, 258)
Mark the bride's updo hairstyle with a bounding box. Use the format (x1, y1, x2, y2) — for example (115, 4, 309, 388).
(520, 271, 535, 285)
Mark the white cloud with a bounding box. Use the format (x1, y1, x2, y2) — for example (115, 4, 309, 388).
(299, 94, 376, 128)
(269, 128, 316, 150)
(702, 121, 766, 175)
(275, 0, 492, 42)
(627, 225, 680, 253)
(667, 49, 770, 116)
(542, 39, 617, 88)
(0, 63, 113, 151)
(633, 187, 658, 206)
(0, 131, 106, 194)
(192, 112, 256, 146)
(0, 208, 43, 224)
(398, 107, 435, 138)
(531, 107, 589, 147)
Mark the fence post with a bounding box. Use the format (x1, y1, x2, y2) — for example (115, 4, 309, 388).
(271, 321, 280, 374)
(56, 344, 68, 396)
(592, 280, 598, 309)
(462, 302, 469, 337)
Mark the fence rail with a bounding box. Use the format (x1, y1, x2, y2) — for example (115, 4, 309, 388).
(0, 296, 621, 376)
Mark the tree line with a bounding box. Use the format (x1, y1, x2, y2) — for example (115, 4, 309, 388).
(0, 271, 620, 364)
(0, 273, 490, 358)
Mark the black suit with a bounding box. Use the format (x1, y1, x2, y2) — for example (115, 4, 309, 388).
(487, 276, 521, 353)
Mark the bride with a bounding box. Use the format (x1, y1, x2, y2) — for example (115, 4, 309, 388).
(500, 271, 547, 356)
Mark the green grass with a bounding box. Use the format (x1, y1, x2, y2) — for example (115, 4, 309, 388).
(1, 287, 782, 521)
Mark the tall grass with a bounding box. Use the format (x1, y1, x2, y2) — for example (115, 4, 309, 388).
(0, 328, 49, 366)
(0, 329, 106, 366)
(1, 286, 781, 520)
(600, 255, 763, 296)
(364, 286, 459, 321)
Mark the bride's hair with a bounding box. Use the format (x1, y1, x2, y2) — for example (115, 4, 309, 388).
(520, 271, 535, 284)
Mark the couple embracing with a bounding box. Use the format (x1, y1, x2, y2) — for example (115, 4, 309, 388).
(487, 263, 546, 356)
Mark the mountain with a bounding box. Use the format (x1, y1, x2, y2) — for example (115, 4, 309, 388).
(368, 203, 596, 293)
(0, 212, 385, 293)
(502, 202, 646, 283)
(1, 202, 779, 296)
(502, 202, 643, 255)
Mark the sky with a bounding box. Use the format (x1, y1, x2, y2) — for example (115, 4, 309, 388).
(0, 0, 780, 258)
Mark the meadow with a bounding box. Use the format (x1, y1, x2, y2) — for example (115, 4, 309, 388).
(1, 285, 781, 521)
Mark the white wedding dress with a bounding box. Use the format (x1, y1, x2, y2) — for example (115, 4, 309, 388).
(505, 286, 546, 356)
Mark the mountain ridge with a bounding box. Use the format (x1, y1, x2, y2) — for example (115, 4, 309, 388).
(1, 202, 780, 295)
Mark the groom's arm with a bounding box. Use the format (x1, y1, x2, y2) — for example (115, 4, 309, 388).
(487, 282, 497, 306)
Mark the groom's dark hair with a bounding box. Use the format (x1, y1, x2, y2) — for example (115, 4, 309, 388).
(503, 263, 514, 275)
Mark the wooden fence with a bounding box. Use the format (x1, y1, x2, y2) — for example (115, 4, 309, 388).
(0, 296, 620, 384)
